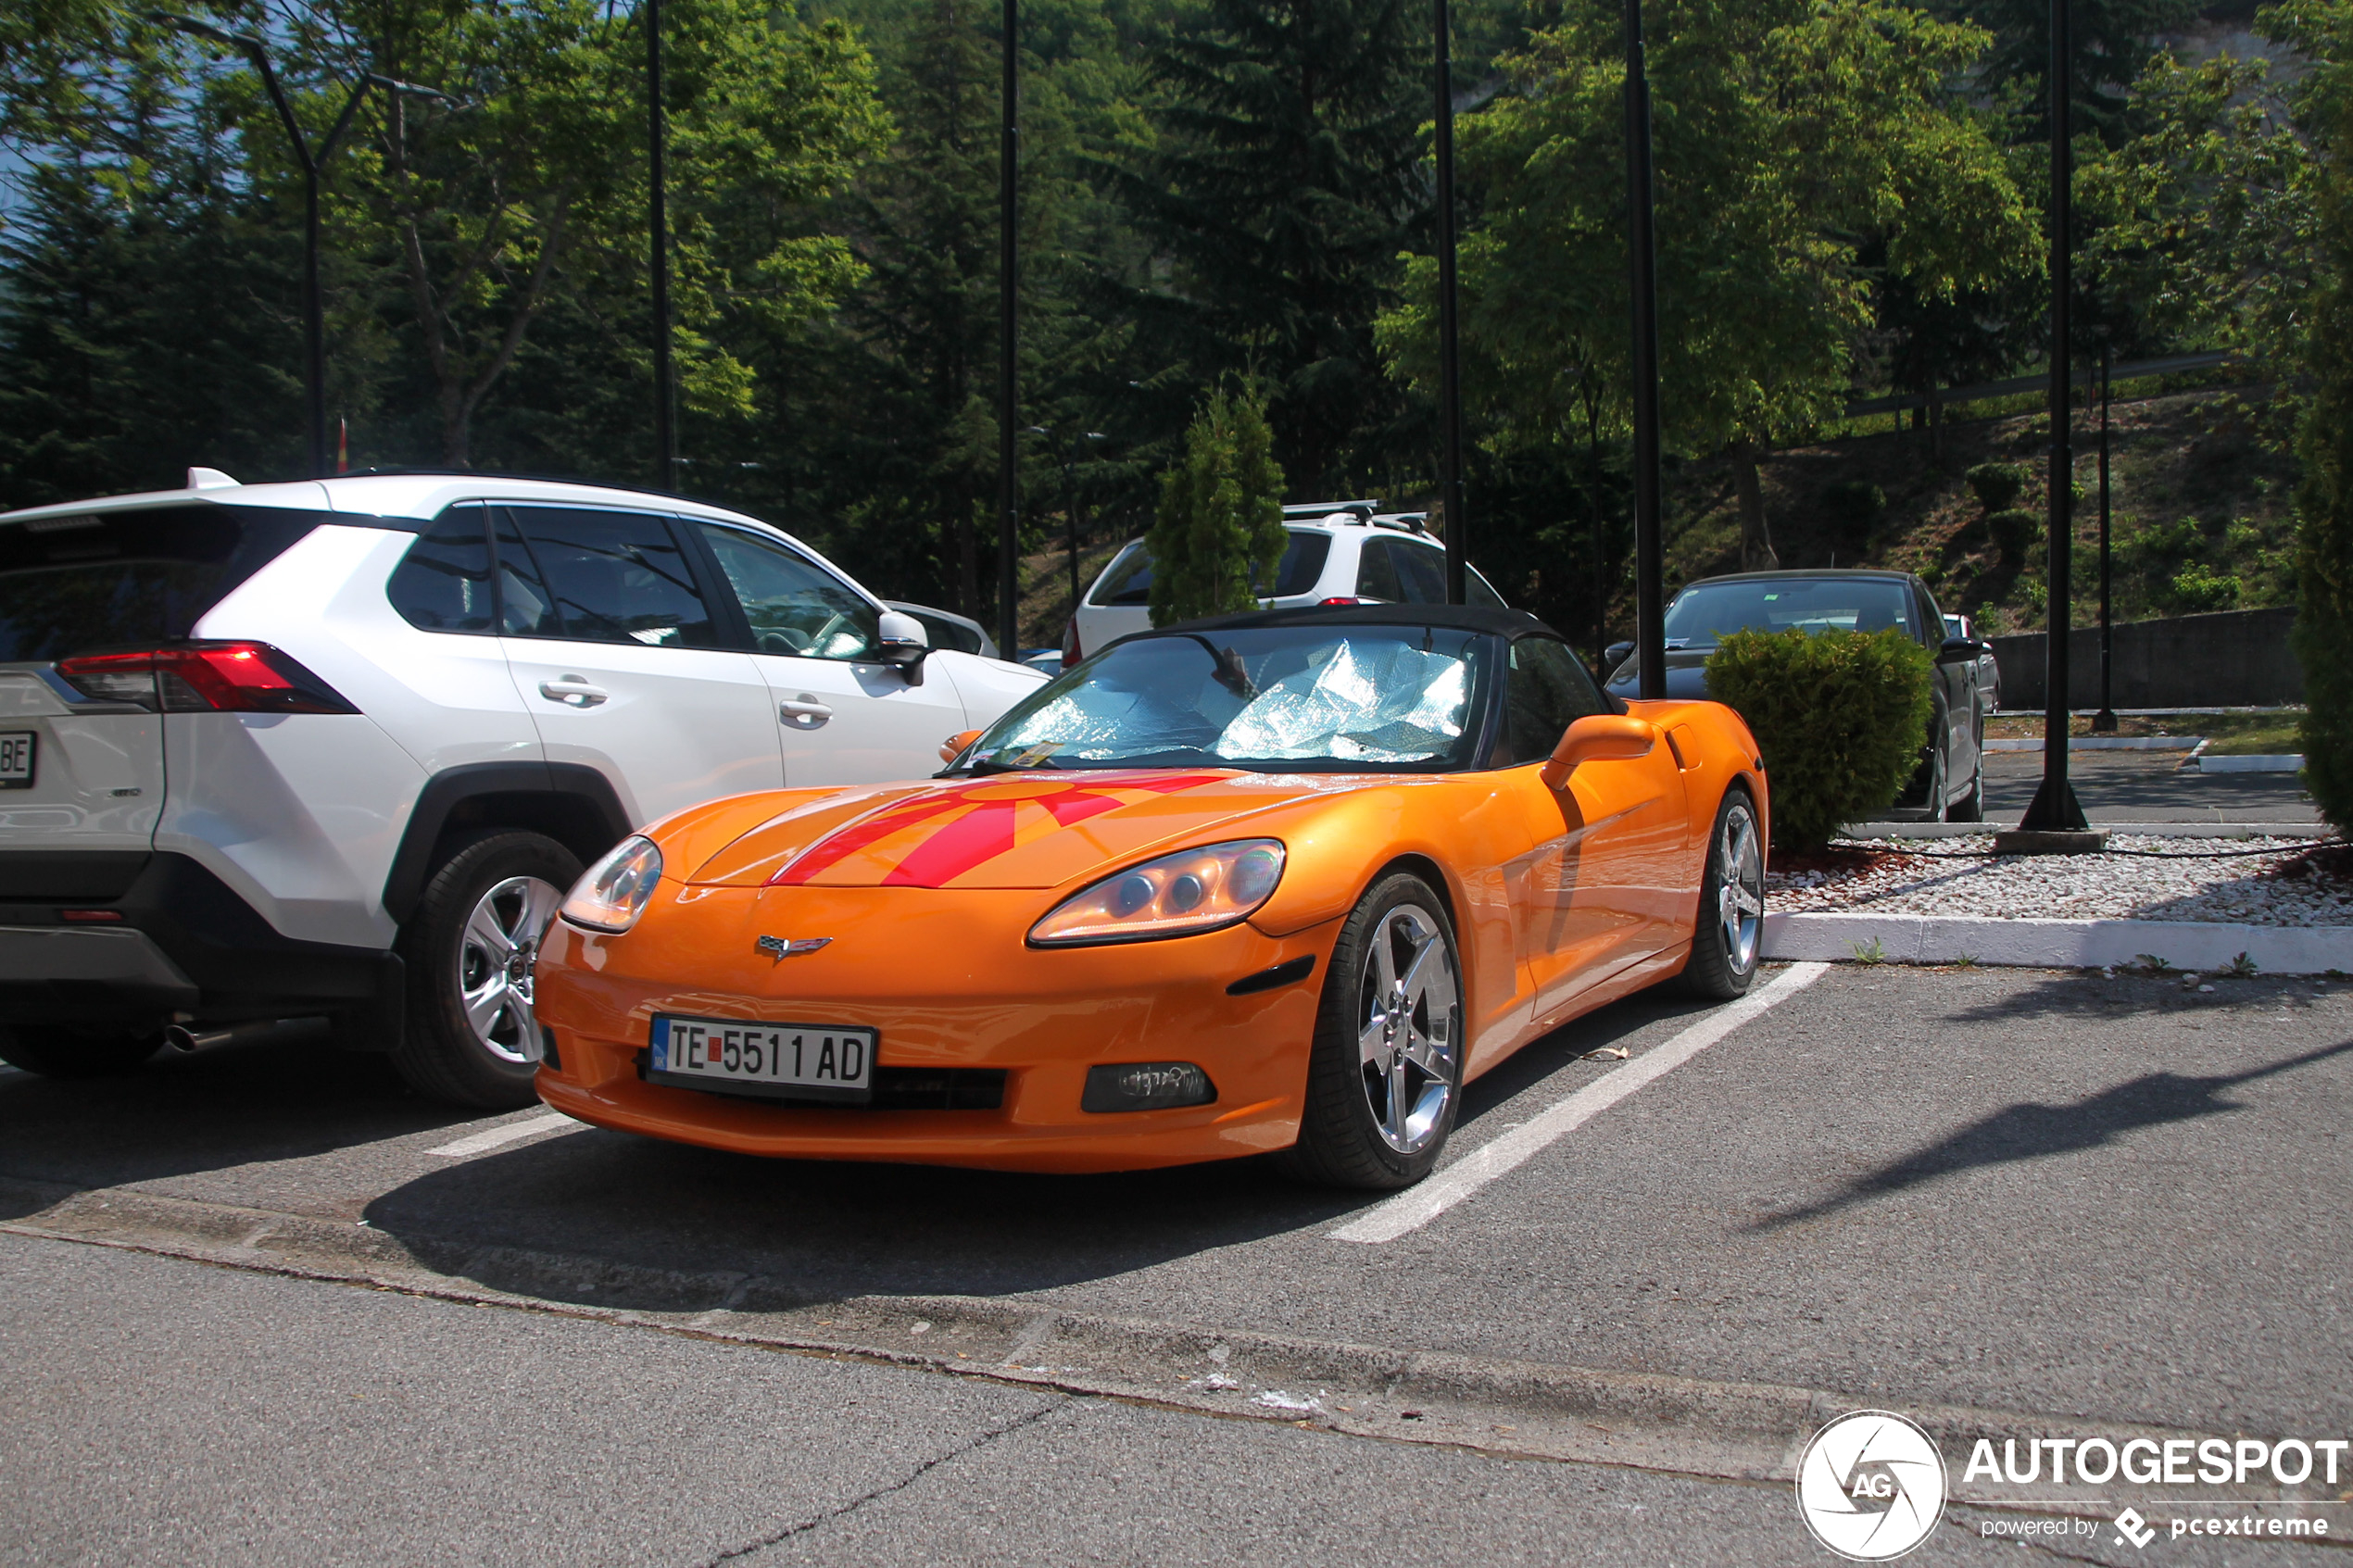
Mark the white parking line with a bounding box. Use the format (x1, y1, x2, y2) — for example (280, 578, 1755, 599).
(1330, 960, 1831, 1244)
(426, 1110, 582, 1160)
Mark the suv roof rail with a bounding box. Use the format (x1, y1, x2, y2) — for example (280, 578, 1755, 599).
(1370, 512, 1429, 535)
(1281, 500, 1380, 522)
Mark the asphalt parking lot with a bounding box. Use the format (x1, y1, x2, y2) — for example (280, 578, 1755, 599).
(1980, 748, 2319, 823)
(5, 962, 2348, 1564)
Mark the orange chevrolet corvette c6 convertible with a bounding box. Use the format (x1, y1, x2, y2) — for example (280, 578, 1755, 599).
(533, 605, 1768, 1189)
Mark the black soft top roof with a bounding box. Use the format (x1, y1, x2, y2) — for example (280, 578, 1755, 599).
(1166, 602, 1560, 641)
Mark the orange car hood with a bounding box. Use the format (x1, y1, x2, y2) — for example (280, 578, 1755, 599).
(686, 770, 1382, 890)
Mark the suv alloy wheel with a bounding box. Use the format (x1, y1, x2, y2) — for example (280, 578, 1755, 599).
(393, 830, 581, 1108)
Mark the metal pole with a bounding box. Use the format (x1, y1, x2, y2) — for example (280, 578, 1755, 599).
(2018, 0, 2089, 832)
(647, 0, 674, 484)
(1433, 0, 1466, 604)
(2095, 342, 2116, 731)
(997, 0, 1020, 658)
(1624, 0, 1666, 700)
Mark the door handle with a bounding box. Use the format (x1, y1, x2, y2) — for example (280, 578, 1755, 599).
(779, 694, 834, 729)
(538, 676, 609, 708)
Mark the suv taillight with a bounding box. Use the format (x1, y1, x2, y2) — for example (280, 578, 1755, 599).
(56, 642, 359, 714)
(1062, 619, 1082, 667)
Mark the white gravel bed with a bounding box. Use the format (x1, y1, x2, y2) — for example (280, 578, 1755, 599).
(1767, 834, 2353, 925)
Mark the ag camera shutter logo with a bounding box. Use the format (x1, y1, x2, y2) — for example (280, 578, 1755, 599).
(1796, 1411, 1948, 1560)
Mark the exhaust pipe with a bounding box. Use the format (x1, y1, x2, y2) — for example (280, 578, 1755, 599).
(162, 1019, 300, 1054)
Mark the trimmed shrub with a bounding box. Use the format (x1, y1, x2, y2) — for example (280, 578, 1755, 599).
(1146, 384, 1287, 627)
(1965, 461, 2027, 512)
(1704, 627, 1934, 851)
(1986, 508, 2041, 564)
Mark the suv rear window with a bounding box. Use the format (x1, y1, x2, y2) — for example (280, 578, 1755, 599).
(0, 504, 320, 663)
(1088, 529, 1334, 607)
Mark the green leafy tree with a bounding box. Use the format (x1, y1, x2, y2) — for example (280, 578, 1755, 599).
(1146, 384, 1285, 625)
(1382, 0, 2037, 570)
(1111, 0, 1426, 495)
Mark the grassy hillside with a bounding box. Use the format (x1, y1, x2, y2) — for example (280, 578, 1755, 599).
(1655, 383, 2297, 635)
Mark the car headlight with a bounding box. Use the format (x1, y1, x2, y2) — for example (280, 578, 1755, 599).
(560, 835, 663, 933)
(1029, 840, 1285, 947)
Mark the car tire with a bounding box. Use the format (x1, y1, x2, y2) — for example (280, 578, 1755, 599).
(1277, 872, 1466, 1191)
(0, 1024, 166, 1079)
(1677, 787, 1764, 1000)
(1949, 752, 1985, 822)
(393, 830, 581, 1109)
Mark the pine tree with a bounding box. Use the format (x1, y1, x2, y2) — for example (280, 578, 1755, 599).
(1146, 384, 1286, 625)
(1113, 0, 1426, 497)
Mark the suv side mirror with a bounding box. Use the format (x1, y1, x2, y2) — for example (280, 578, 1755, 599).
(1604, 641, 1634, 673)
(875, 610, 930, 681)
(1540, 714, 1656, 790)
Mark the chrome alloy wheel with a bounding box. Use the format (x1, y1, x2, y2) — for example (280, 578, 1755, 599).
(1356, 902, 1461, 1155)
(1717, 801, 1765, 974)
(456, 874, 563, 1063)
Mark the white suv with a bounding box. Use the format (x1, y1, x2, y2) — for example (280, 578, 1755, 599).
(0, 470, 1044, 1104)
(1063, 501, 1510, 664)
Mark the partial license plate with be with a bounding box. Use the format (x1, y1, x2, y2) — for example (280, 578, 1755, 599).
(0, 732, 32, 789)
(648, 1015, 874, 1103)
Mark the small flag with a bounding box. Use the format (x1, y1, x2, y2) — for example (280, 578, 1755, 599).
(336, 417, 349, 475)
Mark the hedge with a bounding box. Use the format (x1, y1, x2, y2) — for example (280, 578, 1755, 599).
(1704, 627, 1935, 850)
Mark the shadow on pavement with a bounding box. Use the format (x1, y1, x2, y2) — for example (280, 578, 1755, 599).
(1745, 1037, 2353, 1233)
(0, 1023, 479, 1217)
(1936, 969, 2322, 1023)
(1982, 751, 2315, 822)
(359, 989, 1705, 1313)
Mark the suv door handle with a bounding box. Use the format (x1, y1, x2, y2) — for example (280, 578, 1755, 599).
(779, 695, 834, 729)
(538, 676, 609, 708)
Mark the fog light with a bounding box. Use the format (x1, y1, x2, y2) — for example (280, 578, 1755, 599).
(1081, 1061, 1215, 1113)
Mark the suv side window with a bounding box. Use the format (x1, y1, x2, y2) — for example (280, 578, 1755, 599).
(386, 506, 496, 633)
(1392, 542, 1449, 603)
(1354, 539, 1403, 601)
(1506, 636, 1610, 765)
(697, 523, 879, 660)
(497, 507, 720, 648)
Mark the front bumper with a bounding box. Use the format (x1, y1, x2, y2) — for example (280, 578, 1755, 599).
(533, 884, 1335, 1173)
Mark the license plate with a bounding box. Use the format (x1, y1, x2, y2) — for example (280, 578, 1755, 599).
(0, 732, 31, 789)
(648, 1015, 874, 1103)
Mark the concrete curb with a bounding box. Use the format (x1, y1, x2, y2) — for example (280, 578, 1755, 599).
(1843, 822, 2330, 840)
(0, 1174, 2308, 1506)
(1762, 912, 2353, 973)
(1984, 736, 2198, 751)
(2196, 754, 2305, 773)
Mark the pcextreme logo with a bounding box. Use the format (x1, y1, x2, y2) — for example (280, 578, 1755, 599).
(1795, 1411, 1949, 1561)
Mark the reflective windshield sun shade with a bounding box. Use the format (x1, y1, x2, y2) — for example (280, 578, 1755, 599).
(970, 626, 1488, 772)
(0, 505, 320, 663)
(1662, 577, 1918, 646)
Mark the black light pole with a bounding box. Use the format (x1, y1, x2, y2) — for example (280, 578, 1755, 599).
(1624, 0, 1667, 699)
(2094, 341, 2117, 732)
(647, 0, 676, 484)
(1433, 0, 1467, 604)
(997, 0, 1021, 658)
(152, 17, 440, 478)
(2016, 0, 2092, 835)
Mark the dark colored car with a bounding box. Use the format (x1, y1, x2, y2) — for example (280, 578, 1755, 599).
(1604, 570, 1990, 821)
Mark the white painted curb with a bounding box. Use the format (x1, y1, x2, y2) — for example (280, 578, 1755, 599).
(1984, 736, 2199, 752)
(1761, 911, 2353, 974)
(2195, 754, 2304, 773)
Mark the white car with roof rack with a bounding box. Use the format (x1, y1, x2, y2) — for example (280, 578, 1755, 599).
(0, 468, 1044, 1104)
(1061, 500, 1510, 666)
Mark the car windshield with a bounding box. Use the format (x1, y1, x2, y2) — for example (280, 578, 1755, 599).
(1662, 577, 1917, 647)
(960, 625, 1490, 772)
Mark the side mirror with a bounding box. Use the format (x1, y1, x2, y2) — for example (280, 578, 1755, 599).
(1604, 641, 1634, 673)
(875, 610, 930, 680)
(1937, 635, 1979, 662)
(1539, 714, 1656, 790)
(938, 728, 984, 764)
